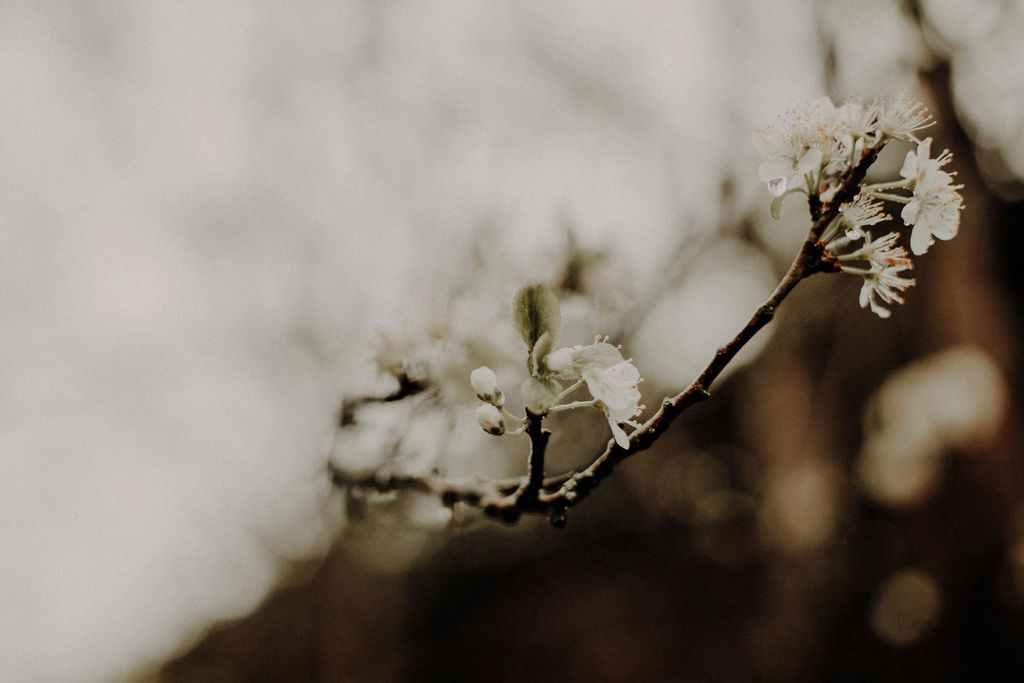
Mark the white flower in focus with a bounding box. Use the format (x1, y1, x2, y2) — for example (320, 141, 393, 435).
(875, 92, 933, 143)
(476, 404, 505, 435)
(583, 361, 641, 417)
(754, 96, 861, 198)
(899, 138, 964, 255)
(754, 139, 822, 197)
(470, 366, 502, 405)
(753, 97, 836, 196)
(858, 260, 916, 319)
(840, 232, 915, 318)
(576, 343, 642, 449)
(853, 231, 912, 267)
(836, 98, 877, 143)
(899, 137, 944, 184)
(839, 195, 890, 240)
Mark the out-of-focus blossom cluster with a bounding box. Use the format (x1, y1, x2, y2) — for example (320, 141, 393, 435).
(754, 94, 964, 317)
(856, 346, 1007, 507)
(870, 568, 943, 647)
(919, 0, 1024, 193)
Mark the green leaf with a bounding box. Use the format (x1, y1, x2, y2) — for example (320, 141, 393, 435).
(513, 282, 561, 350)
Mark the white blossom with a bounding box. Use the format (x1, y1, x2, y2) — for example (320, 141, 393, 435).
(753, 97, 835, 196)
(857, 260, 916, 319)
(875, 92, 933, 143)
(838, 195, 890, 240)
(753, 96, 860, 198)
(576, 343, 642, 448)
(854, 231, 913, 267)
(840, 231, 916, 318)
(899, 138, 964, 255)
(583, 361, 641, 417)
(836, 98, 878, 144)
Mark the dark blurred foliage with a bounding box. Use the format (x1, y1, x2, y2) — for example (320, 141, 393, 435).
(158, 14, 1024, 683)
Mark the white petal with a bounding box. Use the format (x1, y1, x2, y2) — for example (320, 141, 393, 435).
(899, 149, 918, 180)
(795, 147, 823, 174)
(910, 223, 933, 255)
(871, 300, 892, 319)
(901, 200, 920, 226)
(609, 419, 630, 449)
(932, 219, 958, 240)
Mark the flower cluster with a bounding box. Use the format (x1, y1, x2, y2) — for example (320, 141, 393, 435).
(755, 93, 964, 317)
(754, 94, 930, 204)
(471, 283, 644, 449)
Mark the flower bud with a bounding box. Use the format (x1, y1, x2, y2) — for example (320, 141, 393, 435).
(521, 377, 560, 415)
(470, 366, 502, 406)
(476, 404, 506, 435)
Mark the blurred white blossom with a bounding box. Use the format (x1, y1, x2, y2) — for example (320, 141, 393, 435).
(870, 569, 942, 647)
(857, 347, 1007, 506)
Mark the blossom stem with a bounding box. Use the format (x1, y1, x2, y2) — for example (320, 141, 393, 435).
(826, 235, 855, 251)
(819, 217, 843, 244)
(553, 378, 585, 403)
(500, 407, 528, 424)
(864, 190, 910, 203)
(548, 399, 598, 413)
(862, 180, 911, 192)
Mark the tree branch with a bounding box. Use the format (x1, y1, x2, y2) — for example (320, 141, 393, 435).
(516, 411, 549, 501)
(328, 147, 882, 527)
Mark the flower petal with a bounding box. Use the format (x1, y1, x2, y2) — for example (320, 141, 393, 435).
(609, 419, 630, 449)
(910, 223, 933, 255)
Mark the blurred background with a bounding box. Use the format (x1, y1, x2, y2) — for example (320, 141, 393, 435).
(2, 1, 1022, 681)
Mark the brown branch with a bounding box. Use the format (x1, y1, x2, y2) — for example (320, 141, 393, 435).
(328, 147, 883, 527)
(516, 411, 550, 501)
